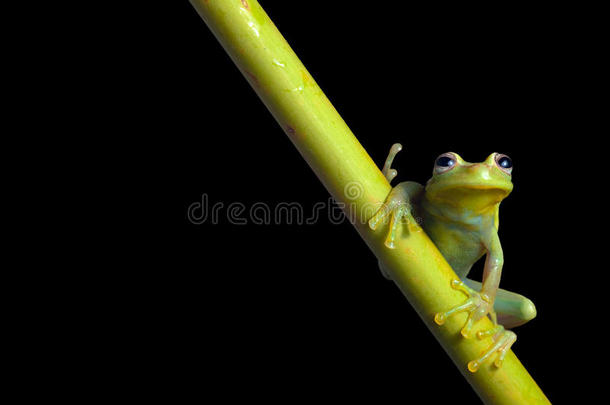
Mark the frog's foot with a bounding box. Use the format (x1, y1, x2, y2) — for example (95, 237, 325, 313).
(369, 144, 415, 249)
(467, 325, 517, 372)
(368, 201, 409, 249)
(434, 279, 492, 339)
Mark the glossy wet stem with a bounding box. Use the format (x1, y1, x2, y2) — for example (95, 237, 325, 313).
(189, 1, 550, 403)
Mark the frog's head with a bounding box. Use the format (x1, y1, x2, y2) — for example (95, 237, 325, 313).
(425, 152, 513, 212)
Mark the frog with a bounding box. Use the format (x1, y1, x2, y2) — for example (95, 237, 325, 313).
(368, 143, 536, 372)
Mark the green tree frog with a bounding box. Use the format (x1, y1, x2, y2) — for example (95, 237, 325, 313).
(369, 144, 536, 372)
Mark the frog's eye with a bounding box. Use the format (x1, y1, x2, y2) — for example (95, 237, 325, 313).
(495, 154, 513, 175)
(434, 153, 457, 174)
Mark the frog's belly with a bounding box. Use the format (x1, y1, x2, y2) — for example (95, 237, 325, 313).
(422, 221, 485, 278)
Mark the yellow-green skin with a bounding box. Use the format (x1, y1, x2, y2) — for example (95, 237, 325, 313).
(428, 153, 536, 325)
(371, 148, 537, 371)
(375, 148, 536, 333)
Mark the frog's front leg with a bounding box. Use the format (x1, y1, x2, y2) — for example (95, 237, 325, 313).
(434, 233, 512, 371)
(368, 143, 423, 249)
(436, 232, 503, 334)
(368, 182, 417, 248)
(433, 279, 494, 338)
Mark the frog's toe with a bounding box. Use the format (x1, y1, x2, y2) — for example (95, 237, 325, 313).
(434, 298, 476, 326)
(468, 327, 516, 372)
(383, 204, 408, 249)
(368, 202, 393, 231)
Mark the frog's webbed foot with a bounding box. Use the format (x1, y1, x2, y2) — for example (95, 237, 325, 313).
(467, 325, 516, 372)
(368, 143, 411, 249)
(368, 197, 410, 249)
(435, 279, 516, 372)
(434, 279, 492, 338)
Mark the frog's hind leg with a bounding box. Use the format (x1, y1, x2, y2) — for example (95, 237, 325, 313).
(464, 279, 537, 328)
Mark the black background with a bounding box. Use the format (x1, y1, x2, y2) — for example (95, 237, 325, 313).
(115, 1, 600, 402)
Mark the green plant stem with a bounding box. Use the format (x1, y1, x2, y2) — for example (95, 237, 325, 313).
(190, 1, 550, 403)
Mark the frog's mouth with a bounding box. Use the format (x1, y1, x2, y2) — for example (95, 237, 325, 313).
(427, 185, 512, 211)
(459, 184, 512, 193)
(460, 184, 505, 190)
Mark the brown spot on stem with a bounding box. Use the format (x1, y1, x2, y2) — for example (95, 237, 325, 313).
(243, 70, 259, 88)
(241, 0, 249, 10)
(286, 125, 296, 136)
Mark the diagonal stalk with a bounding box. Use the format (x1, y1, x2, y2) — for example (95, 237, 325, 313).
(189, 1, 550, 403)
